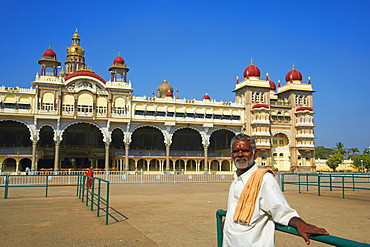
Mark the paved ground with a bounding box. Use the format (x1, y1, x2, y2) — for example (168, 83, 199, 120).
(0, 183, 369, 247)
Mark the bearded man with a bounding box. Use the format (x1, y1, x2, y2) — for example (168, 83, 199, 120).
(222, 133, 328, 246)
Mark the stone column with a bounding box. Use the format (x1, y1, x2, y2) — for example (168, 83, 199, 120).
(105, 142, 110, 171)
(165, 144, 170, 171)
(203, 145, 209, 171)
(54, 141, 60, 171)
(31, 141, 37, 171)
(125, 143, 130, 171)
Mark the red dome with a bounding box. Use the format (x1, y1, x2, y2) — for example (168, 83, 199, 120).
(285, 66, 302, 82)
(165, 91, 173, 97)
(43, 48, 57, 58)
(269, 80, 276, 91)
(252, 104, 269, 109)
(296, 107, 313, 112)
(203, 94, 211, 100)
(243, 64, 260, 79)
(113, 55, 125, 65)
(64, 70, 106, 84)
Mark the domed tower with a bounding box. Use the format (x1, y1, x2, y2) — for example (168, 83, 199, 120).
(38, 45, 61, 76)
(285, 63, 302, 83)
(64, 29, 86, 75)
(108, 52, 130, 82)
(157, 75, 173, 98)
(243, 58, 261, 79)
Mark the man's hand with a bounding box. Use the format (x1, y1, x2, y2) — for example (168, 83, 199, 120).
(288, 217, 329, 245)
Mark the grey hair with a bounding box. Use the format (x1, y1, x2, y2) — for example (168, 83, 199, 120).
(230, 133, 257, 152)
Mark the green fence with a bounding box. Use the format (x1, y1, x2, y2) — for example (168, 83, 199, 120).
(0, 174, 110, 225)
(0, 174, 80, 199)
(78, 175, 110, 225)
(216, 209, 370, 247)
(281, 173, 370, 199)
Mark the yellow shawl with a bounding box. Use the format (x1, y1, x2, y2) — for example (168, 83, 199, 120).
(233, 169, 274, 224)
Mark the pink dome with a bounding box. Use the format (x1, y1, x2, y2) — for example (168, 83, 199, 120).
(269, 80, 276, 91)
(43, 48, 57, 58)
(113, 55, 125, 65)
(285, 65, 302, 82)
(243, 64, 260, 79)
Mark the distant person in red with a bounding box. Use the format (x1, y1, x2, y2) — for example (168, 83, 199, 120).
(86, 167, 94, 188)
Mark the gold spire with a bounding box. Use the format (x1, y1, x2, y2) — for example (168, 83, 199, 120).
(67, 29, 84, 56)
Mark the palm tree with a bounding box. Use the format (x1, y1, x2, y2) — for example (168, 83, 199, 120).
(333, 142, 347, 156)
(349, 148, 359, 155)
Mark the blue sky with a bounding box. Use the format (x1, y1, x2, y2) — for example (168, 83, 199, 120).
(0, 0, 369, 152)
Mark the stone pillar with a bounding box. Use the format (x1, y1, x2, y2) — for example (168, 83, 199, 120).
(54, 141, 60, 171)
(165, 144, 170, 171)
(125, 143, 130, 171)
(31, 141, 37, 171)
(203, 145, 209, 171)
(16, 161, 20, 172)
(105, 142, 110, 171)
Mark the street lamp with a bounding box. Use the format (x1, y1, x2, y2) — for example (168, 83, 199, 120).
(361, 159, 363, 173)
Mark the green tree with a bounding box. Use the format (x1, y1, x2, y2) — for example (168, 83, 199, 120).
(348, 148, 359, 155)
(363, 148, 370, 155)
(315, 146, 333, 159)
(353, 154, 370, 172)
(333, 142, 347, 156)
(326, 152, 344, 172)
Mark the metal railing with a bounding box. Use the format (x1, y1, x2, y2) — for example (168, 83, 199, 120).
(216, 210, 370, 247)
(0, 174, 80, 199)
(281, 173, 370, 199)
(0, 174, 110, 225)
(79, 175, 110, 225)
(0, 171, 235, 184)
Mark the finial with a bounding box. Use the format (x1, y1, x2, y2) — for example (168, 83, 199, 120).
(308, 76, 311, 84)
(48, 43, 52, 49)
(266, 72, 269, 80)
(164, 74, 167, 81)
(236, 76, 239, 84)
(278, 79, 281, 87)
(292, 62, 295, 70)
(118, 51, 121, 57)
(250, 57, 254, 65)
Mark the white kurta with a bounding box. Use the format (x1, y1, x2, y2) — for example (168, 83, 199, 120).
(223, 165, 299, 247)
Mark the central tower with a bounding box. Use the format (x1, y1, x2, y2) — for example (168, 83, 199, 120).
(64, 29, 86, 74)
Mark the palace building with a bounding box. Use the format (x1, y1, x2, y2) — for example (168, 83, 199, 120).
(0, 30, 316, 173)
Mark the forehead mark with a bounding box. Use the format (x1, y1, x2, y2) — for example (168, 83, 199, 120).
(237, 144, 243, 148)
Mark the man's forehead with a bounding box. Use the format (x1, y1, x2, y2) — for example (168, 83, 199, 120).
(232, 140, 251, 148)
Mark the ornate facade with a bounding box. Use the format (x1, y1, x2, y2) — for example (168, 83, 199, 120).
(0, 30, 316, 173)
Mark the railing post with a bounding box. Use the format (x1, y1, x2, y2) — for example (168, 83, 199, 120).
(97, 179, 101, 217)
(298, 174, 301, 194)
(4, 175, 9, 199)
(90, 177, 94, 211)
(306, 173, 309, 191)
(105, 181, 110, 225)
(45, 175, 49, 197)
(330, 174, 333, 191)
(318, 175, 321, 196)
(342, 176, 345, 199)
(281, 174, 285, 192)
(352, 174, 355, 191)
